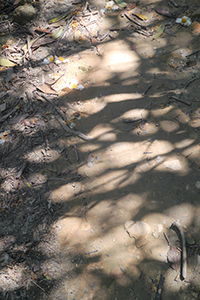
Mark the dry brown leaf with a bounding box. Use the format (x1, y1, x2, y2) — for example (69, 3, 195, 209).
(167, 243, 181, 271)
(37, 84, 58, 95)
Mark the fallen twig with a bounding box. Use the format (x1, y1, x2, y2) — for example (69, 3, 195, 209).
(179, 77, 199, 99)
(170, 220, 187, 280)
(155, 271, 165, 300)
(54, 15, 74, 53)
(142, 84, 152, 96)
(170, 96, 191, 106)
(186, 49, 200, 58)
(73, 144, 79, 162)
(55, 115, 93, 141)
(0, 106, 18, 122)
(124, 12, 147, 30)
(84, 249, 98, 255)
(41, 94, 93, 141)
(31, 280, 46, 293)
(27, 35, 32, 59)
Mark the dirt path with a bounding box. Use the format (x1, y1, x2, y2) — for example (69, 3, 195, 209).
(0, 0, 200, 299)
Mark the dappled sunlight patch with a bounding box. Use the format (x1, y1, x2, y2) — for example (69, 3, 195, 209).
(25, 147, 60, 163)
(159, 120, 179, 132)
(101, 40, 140, 73)
(120, 108, 149, 121)
(131, 121, 159, 136)
(87, 123, 116, 139)
(181, 144, 200, 163)
(156, 154, 190, 175)
(84, 170, 131, 194)
(174, 138, 194, 149)
(98, 131, 117, 142)
(117, 172, 141, 189)
(105, 93, 142, 104)
(189, 118, 200, 128)
(78, 142, 102, 152)
(56, 217, 92, 251)
(75, 97, 107, 116)
(49, 181, 82, 203)
(104, 142, 150, 167)
(165, 203, 194, 227)
(0, 264, 24, 291)
(142, 213, 175, 229)
(78, 142, 150, 179)
(151, 105, 174, 117)
(148, 244, 167, 262)
(89, 194, 144, 228)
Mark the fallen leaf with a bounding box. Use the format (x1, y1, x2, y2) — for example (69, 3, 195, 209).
(133, 13, 149, 20)
(155, 7, 175, 17)
(51, 27, 63, 39)
(153, 23, 165, 39)
(0, 57, 16, 67)
(114, 0, 127, 8)
(27, 182, 31, 188)
(37, 84, 58, 95)
(35, 27, 51, 34)
(167, 243, 181, 271)
(49, 11, 71, 24)
(0, 103, 6, 112)
(126, 3, 137, 10)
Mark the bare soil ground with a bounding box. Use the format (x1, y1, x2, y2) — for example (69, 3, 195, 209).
(0, 0, 200, 299)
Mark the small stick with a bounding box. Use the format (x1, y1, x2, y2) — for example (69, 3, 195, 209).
(170, 96, 191, 106)
(54, 15, 74, 53)
(73, 145, 79, 162)
(179, 77, 199, 99)
(16, 162, 27, 179)
(27, 35, 32, 59)
(142, 84, 152, 96)
(170, 220, 187, 280)
(169, 0, 178, 7)
(186, 49, 200, 57)
(84, 249, 98, 255)
(41, 94, 93, 141)
(155, 272, 165, 300)
(31, 280, 46, 293)
(55, 115, 93, 141)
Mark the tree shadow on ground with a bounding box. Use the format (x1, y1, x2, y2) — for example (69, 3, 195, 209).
(0, 0, 200, 299)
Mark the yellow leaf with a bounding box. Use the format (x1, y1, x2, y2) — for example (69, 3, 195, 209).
(27, 182, 31, 188)
(0, 57, 16, 67)
(49, 11, 70, 24)
(134, 13, 149, 20)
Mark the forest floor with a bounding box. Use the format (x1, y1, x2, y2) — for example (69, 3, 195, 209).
(0, 0, 200, 299)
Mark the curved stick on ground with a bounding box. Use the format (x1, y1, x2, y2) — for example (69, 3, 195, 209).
(55, 115, 93, 141)
(170, 220, 187, 280)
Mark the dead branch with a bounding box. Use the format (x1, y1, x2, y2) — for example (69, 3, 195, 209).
(170, 220, 187, 280)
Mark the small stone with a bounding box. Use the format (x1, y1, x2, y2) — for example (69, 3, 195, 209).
(110, 265, 123, 279)
(195, 181, 200, 189)
(152, 231, 159, 239)
(13, 4, 37, 25)
(157, 224, 163, 233)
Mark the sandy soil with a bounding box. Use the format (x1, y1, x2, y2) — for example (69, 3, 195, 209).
(0, 0, 200, 299)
